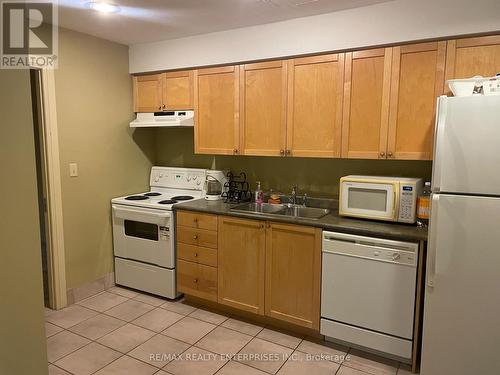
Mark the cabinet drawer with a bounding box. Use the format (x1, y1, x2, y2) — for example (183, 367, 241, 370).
(177, 226, 218, 249)
(177, 243, 217, 267)
(177, 211, 217, 231)
(177, 260, 217, 301)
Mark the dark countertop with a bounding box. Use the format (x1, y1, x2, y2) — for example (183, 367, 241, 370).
(174, 199, 428, 242)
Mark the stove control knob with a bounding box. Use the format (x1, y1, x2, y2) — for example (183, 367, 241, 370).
(159, 173, 163, 178)
(197, 180, 202, 186)
(154, 177, 159, 183)
(193, 175, 197, 180)
(186, 176, 191, 181)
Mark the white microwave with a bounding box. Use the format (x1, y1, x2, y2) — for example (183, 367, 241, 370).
(339, 176, 423, 223)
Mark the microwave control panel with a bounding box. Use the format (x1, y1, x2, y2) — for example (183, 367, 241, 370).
(398, 182, 422, 223)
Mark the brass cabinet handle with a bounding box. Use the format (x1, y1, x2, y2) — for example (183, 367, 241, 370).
(233, 149, 239, 154)
(285, 149, 291, 155)
(194, 278, 198, 283)
(158, 105, 162, 110)
(193, 235, 198, 240)
(280, 149, 285, 155)
(194, 253, 198, 257)
(380, 151, 385, 158)
(260, 224, 265, 229)
(162, 104, 166, 109)
(388, 151, 393, 158)
(193, 218, 198, 223)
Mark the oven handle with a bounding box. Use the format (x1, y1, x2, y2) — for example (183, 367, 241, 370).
(113, 205, 171, 225)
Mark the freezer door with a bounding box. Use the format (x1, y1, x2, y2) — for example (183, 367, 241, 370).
(421, 194, 500, 375)
(432, 95, 500, 196)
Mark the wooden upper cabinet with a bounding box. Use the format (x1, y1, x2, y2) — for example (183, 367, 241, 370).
(240, 61, 288, 156)
(287, 54, 344, 158)
(445, 35, 500, 92)
(194, 66, 240, 155)
(133, 74, 162, 112)
(342, 48, 392, 159)
(218, 216, 266, 315)
(163, 70, 194, 110)
(265, 223, 321, 329)
(387, 42, 446, 160)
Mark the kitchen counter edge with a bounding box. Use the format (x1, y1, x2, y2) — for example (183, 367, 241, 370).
(173, 199, 428, 242)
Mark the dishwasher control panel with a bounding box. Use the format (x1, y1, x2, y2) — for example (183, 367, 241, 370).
(323, 231, 418, 267)
(371, 247, 416, 266)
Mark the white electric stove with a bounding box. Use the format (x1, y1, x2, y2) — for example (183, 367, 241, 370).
(111, 166, 207, 298)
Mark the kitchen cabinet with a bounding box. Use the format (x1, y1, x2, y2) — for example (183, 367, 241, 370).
(265, 222, 321, 330)
(133, 70, 194, 112)
(176, 211, 321, 330)
(194, 66, 240, 155)
(163, 70, 194, 110)
(133, 74, 163, 112)
(239, 61, 288, 156)
(342, 48, 392, 159)
(445, 35, 500, 92)
(387, 41, 446, 160)
(176, 211, 218, 301)
(218, 216, 266, 315)
(177, 260, 218, 302)
(287, 54, 344, 158)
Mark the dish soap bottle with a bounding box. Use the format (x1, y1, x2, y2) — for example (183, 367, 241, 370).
(255, 181, 263, 204)
(417, 182, 431, 227)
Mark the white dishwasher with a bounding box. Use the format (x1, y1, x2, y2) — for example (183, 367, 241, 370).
(320, 231, 418, 361)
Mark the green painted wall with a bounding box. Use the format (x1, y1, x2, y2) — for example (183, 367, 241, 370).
(0, 71, 48, 374)
(55, 28, 155, 289)
(155, 128, 432, 197)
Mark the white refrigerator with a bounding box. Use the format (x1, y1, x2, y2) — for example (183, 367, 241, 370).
(421, 95, 500, 375)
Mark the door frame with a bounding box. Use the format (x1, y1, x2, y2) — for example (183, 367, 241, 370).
(34, 68, 67, 309)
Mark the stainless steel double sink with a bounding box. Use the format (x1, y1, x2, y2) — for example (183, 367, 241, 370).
(230, 202, 330, 220)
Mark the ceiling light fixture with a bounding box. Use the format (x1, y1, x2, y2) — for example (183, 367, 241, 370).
(86, 2, 121, 14)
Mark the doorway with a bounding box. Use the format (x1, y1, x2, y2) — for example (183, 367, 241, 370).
(31, 69, 51, 306)
(29, 68, 68, 310)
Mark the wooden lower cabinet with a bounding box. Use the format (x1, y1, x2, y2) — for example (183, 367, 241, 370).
(177, 259, 218, 302)
(176, 212, 322, 330)
(218, 216, 266, 315)
(265, 222, 322, 330)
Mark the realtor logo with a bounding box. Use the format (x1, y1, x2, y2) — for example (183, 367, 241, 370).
(1, 1, 58, 69)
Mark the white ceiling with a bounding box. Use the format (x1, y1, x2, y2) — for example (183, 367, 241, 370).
(58, 0, 392, 45)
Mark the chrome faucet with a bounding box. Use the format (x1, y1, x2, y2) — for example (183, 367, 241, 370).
(291, 185, 298, 205)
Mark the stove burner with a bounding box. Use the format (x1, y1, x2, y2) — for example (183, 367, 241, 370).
(158, 200, 178, 205)
(125, 195, 149, 201)
(171, 195, 194, 201)
(144, 192, 162, 197)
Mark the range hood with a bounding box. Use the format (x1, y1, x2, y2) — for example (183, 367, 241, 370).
(130, 111, 194, 128)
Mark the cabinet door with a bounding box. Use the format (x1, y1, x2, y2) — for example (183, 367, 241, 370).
(240, 61, 287, 156)
(133, 74, 162, 112)
(194, 66, 240, 155)
(163, 70, 194, 110)
(445, 35, 500, 93)
(265, 223, 321, 329)
(287, 54, 344, 158)
(342, 48, 392, 159)
(218, 217, 266, 315)
(388, 42, 446, 160)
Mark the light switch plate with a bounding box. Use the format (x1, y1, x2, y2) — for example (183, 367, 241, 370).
(69, 163, 78, 177)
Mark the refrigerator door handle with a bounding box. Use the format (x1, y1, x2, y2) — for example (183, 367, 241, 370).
(427, 194, 440, 288)
(431, 96, 447, 193)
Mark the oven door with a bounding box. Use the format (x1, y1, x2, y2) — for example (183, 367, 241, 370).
(340, 180, 399, 221)
(112, 204, 173, 268)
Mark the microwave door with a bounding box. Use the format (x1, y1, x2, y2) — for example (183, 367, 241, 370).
(340, 182, 397, 221)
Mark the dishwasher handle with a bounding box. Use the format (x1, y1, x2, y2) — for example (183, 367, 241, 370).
(323, 232, 418, 267)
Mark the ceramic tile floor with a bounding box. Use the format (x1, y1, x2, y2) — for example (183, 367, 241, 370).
(45, 287, 416, 375)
